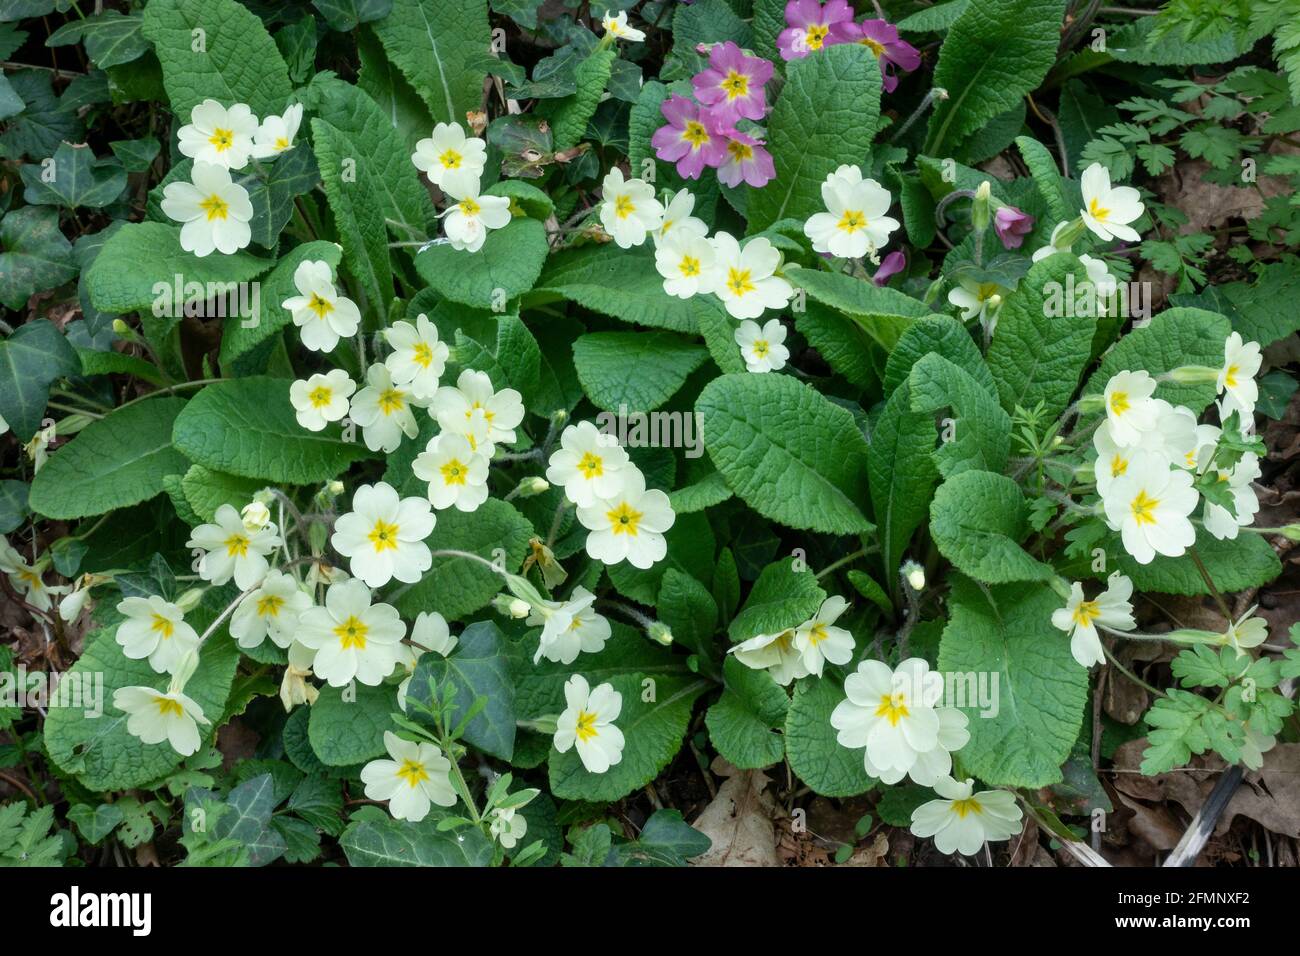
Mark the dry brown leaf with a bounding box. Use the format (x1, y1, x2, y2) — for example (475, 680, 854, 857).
(691, 758, 780, 867)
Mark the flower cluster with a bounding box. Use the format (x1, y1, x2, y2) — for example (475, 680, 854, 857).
(651, 42, 776, 188)
(778, 1, 920, 93)
(412, 121, 510, 251)
(161, 99, 304, 257)
(730, 595, 855, 684)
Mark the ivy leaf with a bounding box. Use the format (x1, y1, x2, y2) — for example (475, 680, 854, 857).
(20, 141, 128, 209)
(0, 70, 82, 160)
(408, 621, 516, 761)
(341, 813, 494, 866)
(0, 205, 78, 311)
(46, 10, 149, 69)
(0, 316, 79, 441)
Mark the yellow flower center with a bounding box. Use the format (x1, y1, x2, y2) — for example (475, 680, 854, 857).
(860, 37, 886, 57)
(678, 255, 701, 277)
(308, 385, 333, 408)
(257, 594, 285, 618)
(1108, 390, 1129, 415)
(307, 292, 334, 320)
(224, 534, 249, 558)
(577, 451, 604, 479)
(837, 209, 866, 233)
(334, 615, 368, 650)
(1072, 599, 1101, 629)
(1224, 364, 1239, 388)
(395, 758, 429, 787)
(150, 613, 175, 639)
(575, 710, 599, 743)
(727, 140, 754, 162)
(154, 696, 185, 718)
(459, 197, 481, 217)
(1129, 489, 1159, 526)
(606, 501, 643, 536)
(378, 389, 405, 415)
(274, 136, 289, 151)
(682, 121, 710, 148)
(875, 692, 910, 727)
(808, 623, 828, 646)
(412, 342, 434, 368)
(1110, 454, 1128, 478)
(439, 148, 462, 170)
(614, 194, 636, 220)
(199, 194, 229, 221)
(1088, 197, 1110, 222)
(722, 70, 749, 100)
(950, 797, 983, 819)
(368, 518, 401, 553)
(806, 24, 829, 49)
(208, 128, 233, 151)
(727, 267, 755, 297)
(440, 459, 467, 486)
(751, 339, 770, 358)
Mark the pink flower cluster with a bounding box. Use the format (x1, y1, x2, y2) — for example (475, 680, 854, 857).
(777, 0, 920, 93)
(651, 41, 777, 188)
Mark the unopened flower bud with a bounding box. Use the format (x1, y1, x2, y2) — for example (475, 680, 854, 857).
(241, 500, 271, 531)
(971, 181, 992, 233)
(901, 560, 925, 592)
(648, 622, 674, 646)
(175, 587, 205, 613)
(1281, 524, 1300, 542)
(517, 477, 549, 498)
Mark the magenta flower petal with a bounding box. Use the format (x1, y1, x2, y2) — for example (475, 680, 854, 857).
(872, 251, 907, 286)
(994, 206, 1036, 250)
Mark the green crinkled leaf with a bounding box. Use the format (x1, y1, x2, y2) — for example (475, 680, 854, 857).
(180, 464, 265, 523)
(705, 657, 788, 769)
(0, 205, 78, 311)
(548, 674, 708, 802)
(697, 373, 873, 535)
(1214, 263, 1300, 348)
(408, 621, 515, 761)
(300, 75, 434, 238)
(986, 252, 1095, 421)
(869, 381, 940, 581)
(371, 0, 489, 125)
(656, 568, 718, 660)
(307, 681, 394, 766)
(141, 0, 292, 118)
(1110, 532, 1282, 597)
(341, 812, 494, 865)
(1015, 134, 1074, 224)
(748, 44, 882, 233)
(794, 301, 877, 391)
(537, 45, 614, 151)
(413, 215, 548, 310)
(534, 244, 719, 334)
(85, 221, 272, 316)
(311, 118, 393, 317)
(573, 331, 708, 413)
(908, 352, 1012, 477)
(218, 241, 344, 368)
(937, 576, 1088, 788)
(29, 397, 189, 520)
(667, 469, 732, 514)
(312, 0, 393, 32)
(728, 556, 825, 643)
(925, 0, 1068, 156)
(172, 377, 375, 484)
(786, 266, 937, 350)
(785, 676, 875, 798)
(44, 617, 240, 791)
(0, 316, 79, 441)
(1084, 307, 1230, 412)
(930, 470, 1053, 583)
(391, 499, 532, 621)
(606, 510, 716, 605)
(883, 315, 996, 396)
